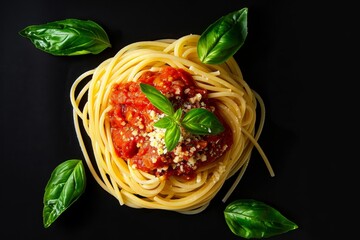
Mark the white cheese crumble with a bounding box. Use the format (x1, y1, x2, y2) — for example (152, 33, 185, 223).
(189, 93, 202, 104)
(148, 127, 167, 155)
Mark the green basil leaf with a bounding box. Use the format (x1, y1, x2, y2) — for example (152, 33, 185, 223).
(43, 159, 86, 228)
(224, 199, 298, 239)
(140, 83, 174, 116)
(19, 18, 111, 56)
(173, 108, 183, 122)
(154, 116, 174, 128)
(165, 123, 181, 152)
(197, 8, 248, 64)
(182, 108, 224, 135)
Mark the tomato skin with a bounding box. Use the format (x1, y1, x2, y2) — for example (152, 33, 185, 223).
(108, 66, 233, 180)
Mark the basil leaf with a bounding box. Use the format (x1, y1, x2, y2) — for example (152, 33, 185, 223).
(140, 83, 174, 116)
(43, 159, 86, 228)
(173, 108, 183, 122)
(182, 108, 224, 135)
(224, 199, 298, 239)
(197, 8, 248, 64)
(154, 116, 174, 128)
(19, 18, 111, 56)
(165, 123, 181, 152)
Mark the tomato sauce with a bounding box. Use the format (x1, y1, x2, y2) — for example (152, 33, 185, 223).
(108, 66, 233, 180)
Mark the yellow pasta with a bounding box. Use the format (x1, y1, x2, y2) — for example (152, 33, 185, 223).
(70, 34, 274, 214)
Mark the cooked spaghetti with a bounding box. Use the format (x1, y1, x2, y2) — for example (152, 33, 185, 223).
(70, 34, 274, 214)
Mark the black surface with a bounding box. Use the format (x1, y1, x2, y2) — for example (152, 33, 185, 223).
(1, 1, 353, 239)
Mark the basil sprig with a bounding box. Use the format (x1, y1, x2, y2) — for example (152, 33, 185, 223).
(224, 199, 298, 239)
(43, 159, 86, 228)
(197, 8, 248, 64)
(140, 83, 224, 152)
(19, 18, 111, 56)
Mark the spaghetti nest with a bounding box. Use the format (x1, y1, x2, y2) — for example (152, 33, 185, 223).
(70, 34, 274, 214)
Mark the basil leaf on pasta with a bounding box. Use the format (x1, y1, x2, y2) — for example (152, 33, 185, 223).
(173, 108, 183, 122)
(182, 108, 224, 135)
(154, 116, 173, 129)
(165, 124, 181, 152)
(140, 83, 174, 116)
(43, 159, 86, 228)
(19, 19, 111, 56)
(197, 8, 248, 64)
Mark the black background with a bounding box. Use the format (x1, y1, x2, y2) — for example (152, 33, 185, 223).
(1, 0, 355, 239)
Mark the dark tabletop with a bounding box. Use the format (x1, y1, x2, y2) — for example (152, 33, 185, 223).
(1, 0, 353, 239)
